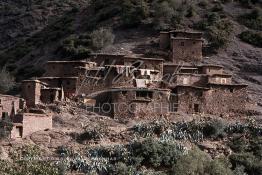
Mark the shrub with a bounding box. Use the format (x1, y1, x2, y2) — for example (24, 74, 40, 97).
(172, 148, 234, 175)
(0, 68, 15, 93)
(203, 119, 227, 138)
(207, 19, 233, 49)
(238, 0, 260, 7)
(90, 28, 115, 50)
(130, 139, 185, 168)
(239, 31, 262, 47)
(0, 115, 13, 139)
(186, 5, 196, 18)
(229, 152, 262, 175)
(109, 162, 136, 175)
(152, 0, 183, 30)
(238, 9, 262, 30)
(120, 0, 149, 27)
(60, 34, 91, 59)
(171, 148, 210, 175)
(205, 158, 234, 175)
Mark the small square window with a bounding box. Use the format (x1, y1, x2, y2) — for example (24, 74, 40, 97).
(230, 89, 234, 93)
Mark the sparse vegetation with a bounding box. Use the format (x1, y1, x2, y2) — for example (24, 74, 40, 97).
(0, 68, 16, 93)
(0, 114, 13, 139)
(90, 28, 115, 50)
(239, 31, 262, 47)
(238, 9, 262, 31)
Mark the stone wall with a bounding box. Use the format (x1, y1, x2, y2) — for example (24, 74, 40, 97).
(38, 77, 78, 97)
(0, 95, 23, 118)
(172, 38, 203, 63)
(40, 88, 62, 104)
(111, 89, 170, 120)
(174, 74, 208, 87)
(44, 61, 92, 77)
(11, 113, 52, 138)
(204, 86, 248, 116)
(176, 86, 207, 114)
(21, 80, 42, 107)
(175, 85, 248, 116)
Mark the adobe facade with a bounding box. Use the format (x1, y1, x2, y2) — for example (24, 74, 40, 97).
(160, 30, 204, 63)
(16, 30, 248, 120)
(0, 93, 52, 139)
(11, 113, 52, 139)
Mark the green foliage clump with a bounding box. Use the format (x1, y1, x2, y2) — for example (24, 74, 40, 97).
(0, 68, 15, 93)
(152, 0, 184, 30)
(172, 148, 234, 175)
(239, 31, 262, 47)
(238, 0, 260, 8)
(203, 119, 227, 138)
(90, 28, 115, 50)
(60, 34, 91, 59)
(195, 12, 233, 50)
(0, 145, 60, 175)
(230, 152, 262, 175)
(0, 114, 13, 139)
(78, 124, 109, 142)
(238, 9, 262, 30)
(121, 0, 149, 27)
(130, 138, 186, 168)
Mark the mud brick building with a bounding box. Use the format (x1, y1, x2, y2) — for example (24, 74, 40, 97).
(160, 30, 204, 63)
(18, 30, 248, 119)
(11, 113, 52, 138)
(93, 88, 170, 119)
(21, 80, 47, 107)
(0, 95, 24, 119)
(0, 93, 52, 139)
(164, 64, 248, 115)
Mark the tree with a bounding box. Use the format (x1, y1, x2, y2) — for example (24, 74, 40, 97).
(90, 28, 115, 50)
(0, 68, 15, 94)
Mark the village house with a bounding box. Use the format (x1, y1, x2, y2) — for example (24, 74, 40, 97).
(18, 30, 248, 119)
(0, 95, 24, 119)
(0, 93, 52, 139)
(164, 63, 248, 115)
(160, 30, 204, 63)
(11, 112, 52, 139)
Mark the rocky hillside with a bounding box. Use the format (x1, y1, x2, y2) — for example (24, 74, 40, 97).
(0, 1, 262, 175)
(1, 0, 261, 110)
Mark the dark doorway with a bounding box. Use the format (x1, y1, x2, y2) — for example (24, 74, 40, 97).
(194, 104, 200, 113)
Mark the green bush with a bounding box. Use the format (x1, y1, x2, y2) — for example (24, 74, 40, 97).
(60, 34, 91, 59)
(130, 139, 184, 168)
(90, 28, 115, 50)
(172, 148, 234, 175)
(0, 68, 15, 93)
(121, 0, 149, 27)
(203, 119, 227, 138)
(152, 0, 183, 30)
(172, 148, 210, 175)
(238, 0, 260, 7)
(207, 19, 233, 49)
(239, 31, 262, 47)
(229, 152, 262, 175)
(0, 115, 13, 139)
(238, 9, 262, 30)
